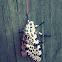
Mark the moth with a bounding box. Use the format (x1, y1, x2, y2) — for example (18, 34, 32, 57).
(20, 19, 46, 62)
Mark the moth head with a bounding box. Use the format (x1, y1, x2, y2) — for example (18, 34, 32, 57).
(29, 21, 34, 25)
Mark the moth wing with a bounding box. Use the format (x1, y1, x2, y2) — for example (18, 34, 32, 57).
(26, 44, 42, 62)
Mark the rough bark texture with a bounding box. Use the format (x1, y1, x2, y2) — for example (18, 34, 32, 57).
(0, 0, 62, 62)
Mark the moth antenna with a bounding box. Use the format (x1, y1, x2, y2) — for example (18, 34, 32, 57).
(26, 13, 29, 23)
(35, 22, 44, 28)
(39, 22, 44, 26)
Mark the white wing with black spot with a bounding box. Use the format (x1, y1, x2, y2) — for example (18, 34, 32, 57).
(21, 21, 42, 62)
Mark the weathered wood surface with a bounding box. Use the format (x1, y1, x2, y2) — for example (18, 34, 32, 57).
(0, 0, 62, 62)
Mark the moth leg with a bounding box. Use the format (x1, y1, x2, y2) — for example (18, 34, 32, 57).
(35, 32, 43, 35)
(19, 31, 23, 33)
(19, 27, 26, 33)
(35, 22, 44, 28)
(35, 32, 51, 37)
(21, 41, 27, 57)
(21, 42, 26, 51)
(21, 51, 27, 57)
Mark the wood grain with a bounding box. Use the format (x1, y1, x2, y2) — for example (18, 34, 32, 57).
(0, 0, 62, 62)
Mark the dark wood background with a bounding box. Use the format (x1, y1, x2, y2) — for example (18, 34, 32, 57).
(0, 0, 62, 62)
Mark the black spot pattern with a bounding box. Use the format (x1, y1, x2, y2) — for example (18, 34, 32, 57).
(22, 21, 42, 62)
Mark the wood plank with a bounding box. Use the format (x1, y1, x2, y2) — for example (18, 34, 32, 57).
(0, 0, 62, 62)
(0, 0, 8, 62)
(0, 0, 17, 62)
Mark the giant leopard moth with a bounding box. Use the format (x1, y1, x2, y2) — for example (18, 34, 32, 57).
(21, 19, 45, 62)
